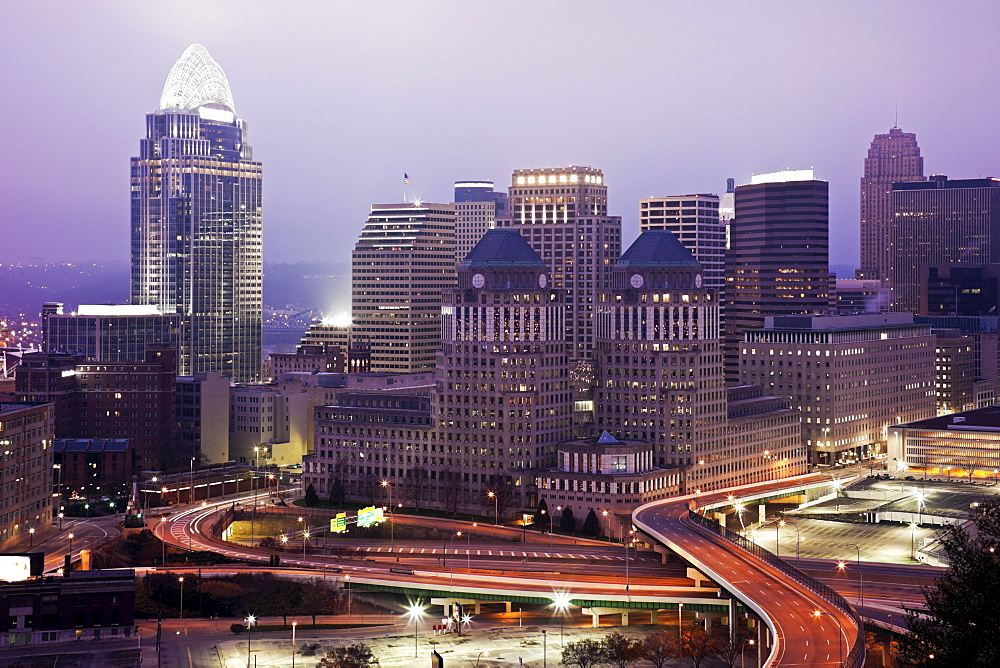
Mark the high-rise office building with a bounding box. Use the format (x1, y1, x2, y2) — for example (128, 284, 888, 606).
(858, 127, 925, 282)
(724, 170, 831, 382)
(639, 194, 725, 292)
(0, 402, 53, 549)
(351, 202, 456, 372)
(890, 177, 1000, 314)
(453, 181, 508, 262)
(497, 166, 622, 360)
(130, 44, 262, 382)
(45, 305, 180, 362)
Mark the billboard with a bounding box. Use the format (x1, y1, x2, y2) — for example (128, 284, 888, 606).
(357, 506, 385, 528)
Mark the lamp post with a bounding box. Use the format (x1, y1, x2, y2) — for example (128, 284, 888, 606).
(406, 604, 424, 659)
(68, 532, 74, 560)
(812, 610, 843, 667)
(487, 491, 498, 525)
(625, 530, 634, 600)
(541, 508, 553, 548)
(542, 628, 547, 668)
(245, 614, 255, 668)
(28, 527, 34, 547)
(552, 594, 570, 646)
(449, 531, 463, 590)
(910, 522, 918, 561)
(779, 519, 800, 560)
(845, 543, 863, 612)
(345, 574, 351, 617)
(178, 577, 185, 619)
(741, 638, 755, 667)
(601, 509, 612, 541)
(303, 531, 309, 559)
(678, 602, 684, 638)
(290, 621, 297, 668)
(57, 512, 64, 531)
(381, 480, 394, 552)
(189, 457, 196, 504)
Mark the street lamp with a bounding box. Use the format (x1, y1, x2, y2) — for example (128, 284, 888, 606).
(381, 480, 394, 552)
(57, 512, 64, 531)
(552, 593, 571, 646)
(910, 522, 919, 561)
(845, 543, 863, 612)
(734, 503, 746, 534)
(779, 519, 800, 560)
(68, 532, 74, 559)
(178, 577, 185, 619)
(291, 621, 297, 668)
(406, 603, 425, 658)
(449, 531, 463, 590)
(245, 614, 256, 668)
(303, 531, 309, 558)
(625, 530, 635, 600)
(345, 574, 352, 617)
(742, 638, 755, 667)
(601, 509, 612, 541)
(190, 457, 196, 505)
(487, 491, 498, 525)
(28, 527, 34, 547)
(812, 610, 843, 666)
(678, 602, 684, 638)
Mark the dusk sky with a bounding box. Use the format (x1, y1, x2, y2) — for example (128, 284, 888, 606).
(4, 1, 1000, 270)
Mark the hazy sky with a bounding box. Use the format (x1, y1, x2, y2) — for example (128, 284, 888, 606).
(4, 1, 1000, 270)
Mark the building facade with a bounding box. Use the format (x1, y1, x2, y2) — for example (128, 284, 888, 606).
(53, 439, 136, 500)
(858, 127, 925, 282)
(176, 370, 231, 465)
(725, 171, 832, 382)
(639, 194, 725, 292)
(130, 44, 263, 382)
(453, 181, 508, 262)
(351, 203, 456, 372)
(739, 313, 936, 465)
(44, 305, 180, 363)
(497, 166, 622, 360)
(889, 177, 1000, 314)
(889, 406, 1000, 480)
(932, 329, 976, 415)
(0, 402, 54, 549)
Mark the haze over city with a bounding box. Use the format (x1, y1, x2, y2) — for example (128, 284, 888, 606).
(4, 0, 1000, 267)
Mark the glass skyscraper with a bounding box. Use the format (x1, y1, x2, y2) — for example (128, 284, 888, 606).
(131, 44, 262, 382)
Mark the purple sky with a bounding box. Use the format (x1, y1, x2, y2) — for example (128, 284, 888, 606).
(4, 1, 1000, 270)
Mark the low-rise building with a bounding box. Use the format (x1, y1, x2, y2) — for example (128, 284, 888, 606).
(739, 312, 936, 466)
(889, 406, 1000, 479)
(53, 439, 136, 500)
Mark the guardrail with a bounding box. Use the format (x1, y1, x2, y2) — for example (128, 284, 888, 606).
(687, 510, 866, 668)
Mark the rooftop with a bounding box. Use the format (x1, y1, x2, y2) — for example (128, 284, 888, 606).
(898, 405, 1000, 431)
(461, 229, 546, 268)
(616, 230, 701, 270)
(55, 438, 131, 453)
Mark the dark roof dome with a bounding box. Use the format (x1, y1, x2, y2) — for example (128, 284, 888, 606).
(615, 230, 701, 269)
(461, 229, 546, 268)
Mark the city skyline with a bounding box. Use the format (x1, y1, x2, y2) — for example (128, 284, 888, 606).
(4, 2, 1000, 268)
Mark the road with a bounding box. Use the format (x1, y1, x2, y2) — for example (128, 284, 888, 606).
(634, 475, 864, 667)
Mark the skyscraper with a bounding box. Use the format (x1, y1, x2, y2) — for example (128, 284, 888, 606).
(858, 127, 925, 282)
(453, 181, 508, 262)
(131, 45, 263, 382)
(724, 171, 831, 382)
(351, 202, 456, 372)
(497, 166, 622, 360)
(889, 177, 1000, 314)
(639, 194, 725, 292)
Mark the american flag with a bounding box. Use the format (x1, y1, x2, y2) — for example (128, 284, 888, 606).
(404, 173, 412, 185)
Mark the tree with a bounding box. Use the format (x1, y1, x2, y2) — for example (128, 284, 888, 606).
(603, 631, 643, 667)
(561, 638, 608, 668)
(582, 508, 601, 536)
(560, 506, 577, 532)
(318, 642, 379, 667)
(403, 466, 430, 512)
(258, 536, 280, 550)
(484, 473, 518, 521)
(533, 498, 550, 526)
(642, 631, 680, 668)
(899, 499, 1000, 666)
(299, 577, 334, 624)
(438, 468, 462, 517)
(680, 625, 720, 668)
(328, 461, 348, 507)
(304, 483, 320, 507)
(713, 633, 749, 668)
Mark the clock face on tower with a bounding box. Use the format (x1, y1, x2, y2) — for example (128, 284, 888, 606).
(538, 274, 547, 288)
(472, 273, 485, 289)
(630, 273, 644, 289)
(695, 274, 702, 288)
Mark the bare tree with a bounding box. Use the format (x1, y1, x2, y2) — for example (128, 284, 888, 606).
(318, 642, 379, 667)
(438, 468, 462, 517)
(403, 465, 430, 512)
(561, 638, 608, 668)
(680, 625, 720, 668)
(713, 633, 750, 668)
(603, 631, 643, 667)
(298, 577, 334, 624)
(484, 473, 518, 521)
(642, 631, 680, 668)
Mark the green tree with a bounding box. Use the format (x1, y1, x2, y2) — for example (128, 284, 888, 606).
(318, 642, 379, 667)
(581, 508, 601, 536)
(533, 498, 550, 526)
(561, 638, 608, 668)
(304, 483, 320, 506)
(899, 500, 1000, 666)
(560, 506, 576, 532)
(603, 631, 643, 667)
(642, 631, 679, 668)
